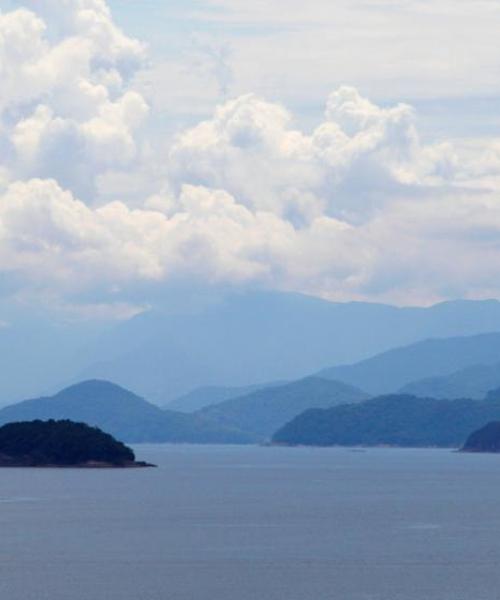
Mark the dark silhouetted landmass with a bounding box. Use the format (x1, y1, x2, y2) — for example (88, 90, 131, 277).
(401, 362, 500, 400)
(0, 381, 255, 445)
(318, 333, 500, 395)
(0, 420, 151, 467)
(197, 377, 369, 440)
(462, 421, 500, 453)
(273, 394, 500, 448)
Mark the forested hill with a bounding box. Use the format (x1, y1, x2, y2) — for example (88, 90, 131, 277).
(461, 421, 500, 453)
(273, 394, 500, 448)
(0, 420, 148, 467)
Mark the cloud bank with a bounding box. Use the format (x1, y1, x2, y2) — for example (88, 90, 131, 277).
(2, 1, 500, 314)
(0, 1, 148, 200)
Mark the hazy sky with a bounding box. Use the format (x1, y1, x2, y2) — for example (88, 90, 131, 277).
(2, 0, 500, 318)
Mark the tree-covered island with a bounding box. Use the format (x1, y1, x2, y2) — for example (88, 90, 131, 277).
(0, 420, 155, 468)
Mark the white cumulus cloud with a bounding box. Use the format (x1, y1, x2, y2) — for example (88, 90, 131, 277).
(0, 1, 148, 201)
(2, 1, 500, 314)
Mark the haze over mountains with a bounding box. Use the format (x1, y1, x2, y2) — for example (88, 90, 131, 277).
(0, 378, 369, 445)
(197, 377, 369, 440)
(0, 381, 254, 445)
(3, 324, 500, 446)
(2, 291, 500, 448)
(400, 362, 500, 400)
(68, 293, 500, 404)
(0, 314, 101, 404)
(3, 292, 500, 406)
(319, 332, 500, 395)
(165, 383, 279, 413)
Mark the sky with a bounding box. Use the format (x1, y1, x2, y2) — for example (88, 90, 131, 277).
(2, 0, 500, 319)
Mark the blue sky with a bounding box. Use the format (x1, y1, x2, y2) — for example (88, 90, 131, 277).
(7, 0, 500, 138)
(109, 0, 500, 140)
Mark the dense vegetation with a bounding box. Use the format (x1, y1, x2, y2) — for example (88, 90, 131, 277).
(198, 377, 369, 439)
(462, 421, 500, 453)
(0, 420, 136, 466)
(0, 380, 254, 445)
(273, 394, 500, 448)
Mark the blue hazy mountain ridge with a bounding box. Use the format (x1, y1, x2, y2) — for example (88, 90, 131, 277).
(272, 391, 500, 448)
(0, 381, 255, 444)
(400, 362, 500, 399)
(318, 332, 500, 395)
(165, 382, 285, 413)
(195, 377, 369, 440)
(71, 292, 500, 403)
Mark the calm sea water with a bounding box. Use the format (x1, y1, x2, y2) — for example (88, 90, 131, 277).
(1, 444, 500, 600)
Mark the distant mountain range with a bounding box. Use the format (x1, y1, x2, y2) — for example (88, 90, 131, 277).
(3, 291, 500, 405)
(400, 362, 500, 400)
(273, 392, 500, 448)
(0, 377, 369, 445)
(196, 377, 369, 440)
(4, 374, 500, 448)
(166, 382, 282, 413)
(70, 293, 500, 403)
(318, 332, 500, 395)
(4, 293, 500, 448)
(0, 381, 254, 444)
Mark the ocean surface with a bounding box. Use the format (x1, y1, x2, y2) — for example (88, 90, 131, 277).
(1, 444, 500, 600)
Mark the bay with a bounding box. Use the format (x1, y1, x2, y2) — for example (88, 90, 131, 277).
(1, 445, 500, 600)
